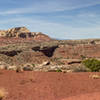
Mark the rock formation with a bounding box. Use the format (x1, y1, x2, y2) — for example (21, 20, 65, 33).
(33, 32, 51, 41)
(0, 26, 100, 72)
(0, 30, 7, 37)
(0, 27, 51, 41)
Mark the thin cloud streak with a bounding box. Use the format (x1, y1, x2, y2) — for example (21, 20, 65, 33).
(0, 0, 100, 15)
(0, 0, 100, 39)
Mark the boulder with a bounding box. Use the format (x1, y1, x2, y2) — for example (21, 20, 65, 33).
(16, 67, 23, 72)
(23, 63, 34, 71)
(0, 65, 6, 69)
(67, 59, 82, 64)
(37, 61, 50, 67)
(0, 30, 7, 37)
(0, 62, 8, 69)
(7, 65, 17, 70)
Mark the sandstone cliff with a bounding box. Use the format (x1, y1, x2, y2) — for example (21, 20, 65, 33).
(0, 27, 51, 41)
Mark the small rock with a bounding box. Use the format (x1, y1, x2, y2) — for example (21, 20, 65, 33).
(23, 63, 34, 71)
(0, 62, 8, 70)
(38, 61, 50, 67)
(66, 69, 74, 73)
(16, 67, 23, 73)
(67, 59, 82, 64)
(7, 65, 17, 70)
(0, 65, 6, 69)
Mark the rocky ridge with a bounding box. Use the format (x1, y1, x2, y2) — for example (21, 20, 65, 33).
(0, 27, 51, 41)
(0, 27, 100, 72)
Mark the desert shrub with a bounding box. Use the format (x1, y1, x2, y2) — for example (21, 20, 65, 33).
(82, 58, 100, 72)
(56, 69, 62, 72)
(89, 74, 100, 79)
(0, 88, 7, 100)
(73, 66, 88, 72)
(32, 64, 35, 67)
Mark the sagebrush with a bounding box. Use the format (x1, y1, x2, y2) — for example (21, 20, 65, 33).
(82, 58, 100, 72)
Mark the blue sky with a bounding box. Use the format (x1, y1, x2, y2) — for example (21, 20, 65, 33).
(0, 0, 100, 39)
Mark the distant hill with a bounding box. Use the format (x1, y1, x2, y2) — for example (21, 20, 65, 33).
(0, 27, 51, 42)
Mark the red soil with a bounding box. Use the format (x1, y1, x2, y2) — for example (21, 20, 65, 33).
(63, 92, 100, 100)
(0, 70, 100, 100)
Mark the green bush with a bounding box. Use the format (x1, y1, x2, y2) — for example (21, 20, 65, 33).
(82, 58, 100, 72)
(56, 69, 62, 72)
(32, 64, 35, 67)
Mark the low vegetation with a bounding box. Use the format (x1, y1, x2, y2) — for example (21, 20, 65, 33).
(82, 58, 100, 72)
(56, 69, 62, 72)
(0, 88, 7, 100)
(89, 74, 100, 79)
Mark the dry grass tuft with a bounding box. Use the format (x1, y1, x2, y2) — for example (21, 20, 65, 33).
(0, 88, 8, 100)
(89, 74, 100, 79)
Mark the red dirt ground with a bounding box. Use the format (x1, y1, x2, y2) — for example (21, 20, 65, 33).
(0, 70, 100, 100)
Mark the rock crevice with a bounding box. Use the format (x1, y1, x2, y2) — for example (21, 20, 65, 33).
(0, 50, 22, 57)
(32, 46, 58, 57)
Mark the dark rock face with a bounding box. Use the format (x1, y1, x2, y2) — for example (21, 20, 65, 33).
(0, 50, 22, 57)
(32, 45, 58, 57)
(39, 46, 58, 57)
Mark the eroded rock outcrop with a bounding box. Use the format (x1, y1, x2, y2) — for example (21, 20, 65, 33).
(6, 27, 30, 37)
(0, 30, 7, 37)
(1, 26, 100, 72)
(33, 32, 51, 42)
(0, 27, 51, 42)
